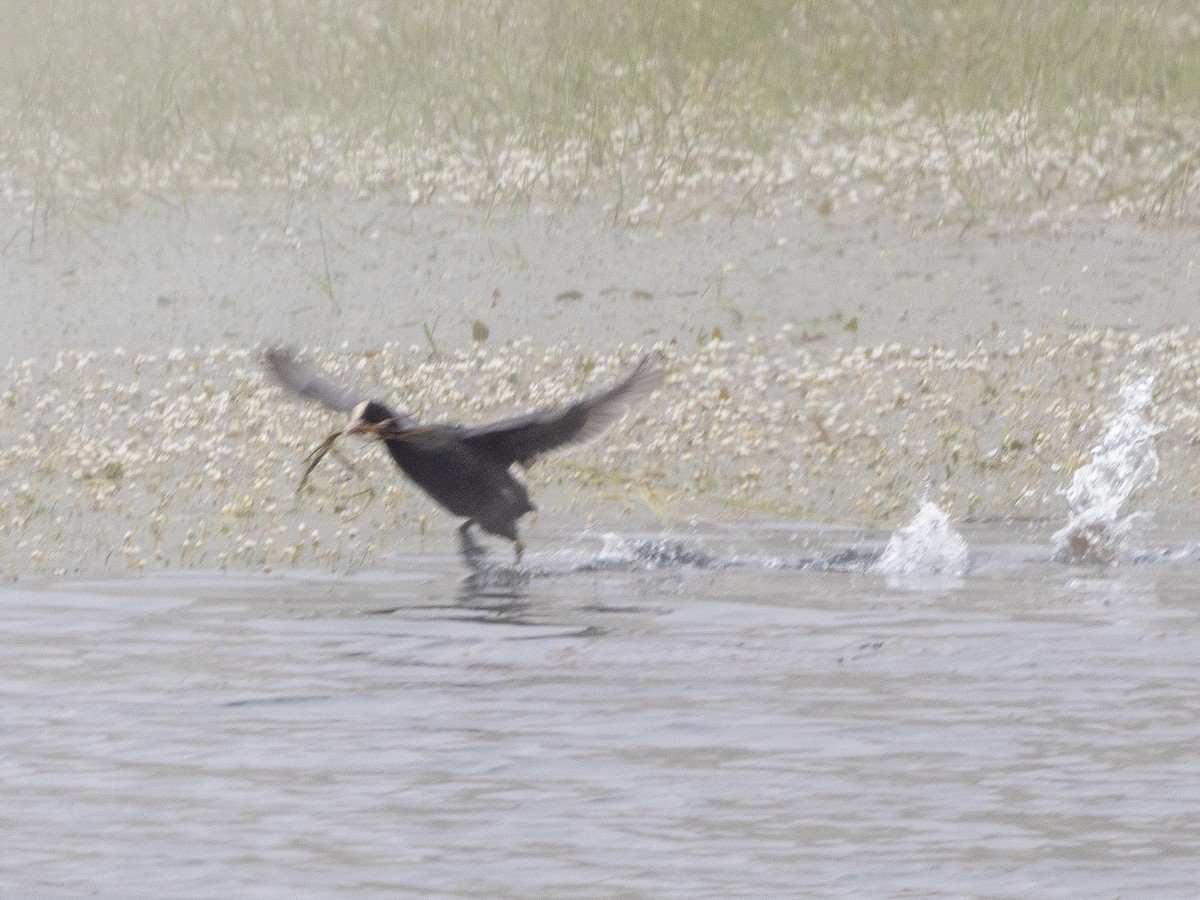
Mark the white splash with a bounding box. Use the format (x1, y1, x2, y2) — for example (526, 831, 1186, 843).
(592, 533, 719, 570)
(1052, 375, 1161, 564)
(873, 502, 970, 576)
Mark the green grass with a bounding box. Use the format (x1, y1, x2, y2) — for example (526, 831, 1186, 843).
(2, 1, 1200, 209)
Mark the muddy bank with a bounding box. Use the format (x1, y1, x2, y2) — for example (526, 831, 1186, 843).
(2, 326, 1198, 578)
(3, 195, 1198, 365)
(2, 190, 1199, 577)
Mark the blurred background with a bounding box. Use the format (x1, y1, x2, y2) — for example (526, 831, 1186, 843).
(4, 0, 1200, 219)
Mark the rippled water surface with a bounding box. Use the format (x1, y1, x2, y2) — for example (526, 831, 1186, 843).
(4, 527, 1200, 897)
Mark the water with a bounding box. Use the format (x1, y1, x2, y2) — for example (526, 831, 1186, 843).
(1053, 375, 1163, 565)
(873, 501, 970, 577)
(4, 526, 1200, 898)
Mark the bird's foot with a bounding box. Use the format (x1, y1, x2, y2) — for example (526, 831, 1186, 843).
(458, 521, 487, 572)
(513, 538, 526, 568)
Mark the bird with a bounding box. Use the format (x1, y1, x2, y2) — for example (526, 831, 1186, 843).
(264, 346, 660, 566)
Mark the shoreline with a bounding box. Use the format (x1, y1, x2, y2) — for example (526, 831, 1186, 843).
(2, 329, 1197, 578)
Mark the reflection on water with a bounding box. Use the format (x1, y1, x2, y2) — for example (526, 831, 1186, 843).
(3, 528, 1200, 897)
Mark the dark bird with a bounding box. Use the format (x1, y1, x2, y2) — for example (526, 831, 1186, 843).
(264, 347, 659, 565)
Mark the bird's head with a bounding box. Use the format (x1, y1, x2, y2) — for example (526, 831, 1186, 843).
(345, 400, 397, 436)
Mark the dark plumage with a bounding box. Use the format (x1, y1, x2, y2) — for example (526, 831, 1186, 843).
(265, 347, 659, 564)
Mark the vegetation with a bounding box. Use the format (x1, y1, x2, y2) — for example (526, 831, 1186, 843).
(2, 2, 1200, 212)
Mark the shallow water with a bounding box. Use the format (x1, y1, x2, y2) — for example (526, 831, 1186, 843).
(4, 526, 1200, 898)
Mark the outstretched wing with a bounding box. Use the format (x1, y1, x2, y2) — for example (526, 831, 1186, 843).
(459, 356, 660, 467)
(263, 346, 363, 415)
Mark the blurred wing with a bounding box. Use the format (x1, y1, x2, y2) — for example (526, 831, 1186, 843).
(460, 356, 660, 467)
(264, 346, 362, 415)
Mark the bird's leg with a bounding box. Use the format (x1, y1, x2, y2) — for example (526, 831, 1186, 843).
(513, 537, 525, 567)
(458, 520, 486, 571)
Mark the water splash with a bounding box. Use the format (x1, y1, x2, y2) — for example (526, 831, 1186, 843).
(873, 502, 970, 576)
(586, 534, 721, 571)
(1052, 376, 1162, 565)
(873, 501, 974, 578)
